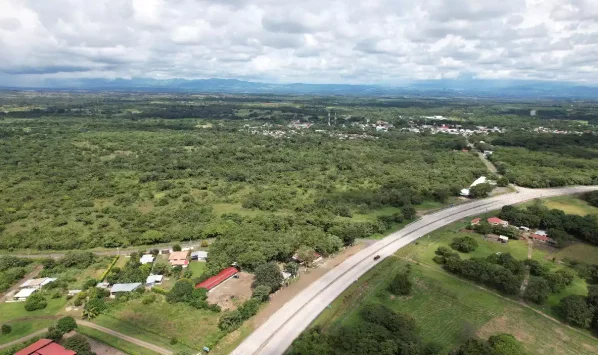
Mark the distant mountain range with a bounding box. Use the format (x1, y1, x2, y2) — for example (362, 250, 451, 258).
(4, 77, 598, 99)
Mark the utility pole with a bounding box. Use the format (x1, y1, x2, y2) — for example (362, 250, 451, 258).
(334, 111, 337, 126)
(328, 111, 331, 126)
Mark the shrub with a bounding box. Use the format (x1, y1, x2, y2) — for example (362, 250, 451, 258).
(142, 294, 157, 305)
(63, 334, 92, 354)
(218, 310, 243, 332)
(45, 326, 63, 341)
(388, 272, 412, 296)
(1, 324, 11, 335)
(24, 293, 47, 311)
(166, 279, 194, 303)
(252, 285, 272, 302)
(450, 236, 478, 253)
(56, 316, 77, 334)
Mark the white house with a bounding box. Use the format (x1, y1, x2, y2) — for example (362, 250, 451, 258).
(498, 236, 509, 244)
(110, 283, 142, 296)
(20, 278, 56, 290)
(140, 254, 155, 265)
(146, 275, 163, 287)
(191, 251, 208, 261)
(13, 288, 37, 301)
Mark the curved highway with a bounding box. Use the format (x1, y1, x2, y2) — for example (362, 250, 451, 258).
(232, 186, 598, 355)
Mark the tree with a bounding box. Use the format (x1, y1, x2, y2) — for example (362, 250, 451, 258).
(524, 277, 550, 304)
(218, 310, 243, 332)
(167, 279, 194, 303)
(388, 272, 412, 296)
(24, 293, 47, 311)
(451, 338, 493, 355)
(56, 316, 77, 334)
(496, 176, 509, 187)
(488, 334, 525, 355)
(560, 295, 594, 328)
(450, 236, 478, 253)
(254, 262, 283, 292)
(285, 262, 299, 277)
(252, 285, 272, 302)
(172, 244, 182, 252)
(44, 326, 63, 341)
(401, 205, 417, 220)
(83, 298, 106, 319)
(1, 324, 11, 335)
(64, 334, 93, 355)
(470, 183, 493, 198)
(296, 245, 316, 267)
(238, 298, 261, 319)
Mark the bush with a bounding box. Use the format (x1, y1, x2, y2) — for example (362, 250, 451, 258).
(388, 272, 412, 296)
(218, 310, 243, 332)
(64, 334, 92, 355)
(1, 324, 11, 335)
(252, 285, 272, 302)
(24, 293, 47, 311)
(166, 279, 194, 303)
(142, 293, 157, 305)
(450, 236, 478, 253)
(56, 316, 77, 334)
(44, 326, 63, 341)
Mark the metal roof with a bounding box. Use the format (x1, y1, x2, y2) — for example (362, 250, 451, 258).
(196, 267, 238, 290)
(191, 250, 208, 257)
(146, 275, 163, 284)
(110, 283, 142, 293)
(14, 288, 37, 298)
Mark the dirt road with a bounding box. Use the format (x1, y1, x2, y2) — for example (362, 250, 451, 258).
(0, 329, 46, 350)
(78, 320, 172, 355)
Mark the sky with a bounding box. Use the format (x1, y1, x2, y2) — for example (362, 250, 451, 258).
(0, 0, 597, 86)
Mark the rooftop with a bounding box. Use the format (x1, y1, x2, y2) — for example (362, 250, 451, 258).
(196, 267, 238, 290)
(15, 339, 76, 355)
(169, 251, 189, 260)
(146, 275, 163, 284)
(140, 254, 155, 264)
(110, 283, 142, 293)
(14, 288, 37, 298)
(21, 278, 56, 288)
(191, 250, 208, 257)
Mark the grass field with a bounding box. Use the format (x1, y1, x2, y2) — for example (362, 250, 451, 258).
(540, 195, 598, 216)
(78, 325, 159, 355)
(188, 261, 206, 277)
(0, 298, 67, 344)
(555, 243, 598, 264)
(314, 258, 598, 355)
(100, 294, 224, 351)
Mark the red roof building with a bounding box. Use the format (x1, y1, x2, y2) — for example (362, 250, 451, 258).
(531, 234, 553, 243)
(487, 217, 508, 226)
(471, 218, 481, 225)
(15, 339, 76, 355)
(196, 267, 238, 290)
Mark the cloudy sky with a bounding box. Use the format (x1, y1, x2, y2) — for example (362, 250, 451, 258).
(1, 0, 597, 85)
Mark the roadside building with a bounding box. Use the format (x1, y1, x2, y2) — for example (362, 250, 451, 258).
(110, 283, 142, 296)
(519, 226, 530, 232)
(471, 218, 481, 225)
(292, 252, 323, 265)
(20, 277, 56, 290)
(281, 272, 292, 281)
(146, 274, 163, 287)
(168, 251, 189, 268)
(191, 250, 208, 261)
(140, 254, 155, 265)
(530, 233, 554, 244)
(195, 267, 238, 291)
(13, 288, 37, 302)
(15, 339, 76, 355)
(487, 217, 509, 227)
(535, 230, 548, 236)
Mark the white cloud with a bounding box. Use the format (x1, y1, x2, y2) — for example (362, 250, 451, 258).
(0, 0, 597, 84)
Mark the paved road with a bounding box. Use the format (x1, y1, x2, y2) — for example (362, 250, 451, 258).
(79, 321, 172, 355)
(232, 186, 598, 355)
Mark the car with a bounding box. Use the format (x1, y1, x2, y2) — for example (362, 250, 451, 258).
(373, 255, 381, 260)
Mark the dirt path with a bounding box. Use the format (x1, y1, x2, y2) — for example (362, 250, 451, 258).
(404, 258, 598, 343)
(519, 237, 533, 296)
(78, 320, 172, 355)
(477, 152, 498, 173)
(0, 329, 46, 350)
(0, 265, 43, 303)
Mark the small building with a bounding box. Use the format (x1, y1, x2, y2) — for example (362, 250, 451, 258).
(483, 150, 493, 156)
(96, 282, 110, 289)
(20, 277, 56, 290)
(519, 226, 530, 232)
(15, 339, 76, 355)
(13, 288, 37, 301)
(191, 251, 208, 261)
(146, 274, 163, 286)
(140, 254, 155, 265)
(535, 230, 548, 236)
(531, 233, 554, 244)
(498, 235, 509, 244)
(281, 271, 292, 281)
(487, 217, 509, 227)
(196, 267, 239, 291)
(292, 252, 322, 264)
(67, 289, 82, 297)
(169, 251, 189, 268)
(471, 218, 481, 225)
(110, 283, 142, 296)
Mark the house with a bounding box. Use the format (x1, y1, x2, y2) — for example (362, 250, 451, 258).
(96, 282, 110, 289)
(519, 226, 530, 232)
(471, 218, 481, 225)
(146, 274, 163, 286)
(140, 254, 155, 265)
(191, 251, 208, 261)
(487, 217, 509, 227)
(196, 267, 239, 291)
(483, 150, 493, 157)
(530, 233, 554, 244)
(110, 283, 142, 296)
(20, 278, 56, 290)
(498, 236, 509, 244)
(535, 230, 548, 236)
(292, 252, 322, 264)
(13, 288, 37, 301)
(281, 271, 292, 281)
(168, 251, 189, 268)
(15, 339, 76, 355)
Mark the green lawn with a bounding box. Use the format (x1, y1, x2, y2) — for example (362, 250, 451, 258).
(0, 297, 67, 345)
(315, 258, 598, 355)
(188, 261, 206, 277)
(555, 243, 598, 264)
(99, 294, 224, 350)
(78, 325, 159, 355)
